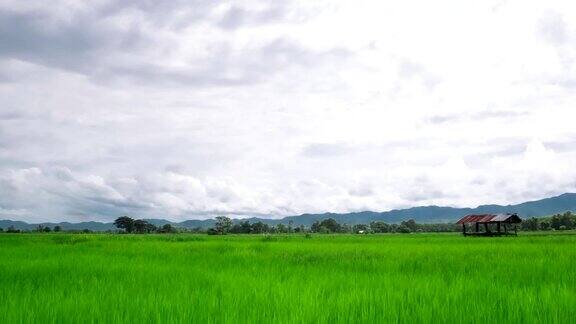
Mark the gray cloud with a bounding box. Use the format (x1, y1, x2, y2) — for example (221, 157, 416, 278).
(0, 3, 347, 88)
(218, 4, 289, 30)
(539, 12, 568, 45)
(427, 110, 528, 124)
(544, 137, 576, 153)
(302, 143, 354, 157)
(0, 9, 140, 74)
(2, 1, 576, 222)
(397, 58, 441, 90)
(427, 115, 459, 124)
(100, 37, 351, 87)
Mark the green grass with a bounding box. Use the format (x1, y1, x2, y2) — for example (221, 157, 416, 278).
(0, 233, 575, 323)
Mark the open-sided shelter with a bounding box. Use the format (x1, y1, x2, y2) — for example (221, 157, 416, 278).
(456, 213, 521, 236)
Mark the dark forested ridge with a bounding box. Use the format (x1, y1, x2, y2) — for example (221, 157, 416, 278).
(2, 193, 576, 231)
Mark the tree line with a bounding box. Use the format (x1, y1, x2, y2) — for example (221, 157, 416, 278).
(1, 225, 68, 233)
(520, 212, 575, 231)
(113, 216, 179, 234)
(2, 212, 575, 234)
(204, 216, 458, 235)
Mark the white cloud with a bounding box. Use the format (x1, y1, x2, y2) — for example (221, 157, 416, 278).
(1, 0, 576, 222)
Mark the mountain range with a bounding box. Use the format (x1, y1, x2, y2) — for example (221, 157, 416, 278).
(2, 193, 576, 231)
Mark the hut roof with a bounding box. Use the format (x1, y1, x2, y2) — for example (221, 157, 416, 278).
(456, 213, 521, 224)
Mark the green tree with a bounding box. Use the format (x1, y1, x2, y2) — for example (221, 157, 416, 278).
(539, 221, 550, 231)
(353, 224, 369, 233)
(134, 219, 155, 233)
(341, 223, 353, 233)
(229, 223, 243, 234)
(145, 222, 157, 233)
(311, 218, 342, 233)
(548, 212, 574, 230)
(214, 216, 233, 235)
(6, 226, 19, 233)
(550, 214, 563, 230)
(324, 218, 342, 233)
(522, 217, 539, 231)
(230, 221, 251, 234)
(159, 224, 177, 234)
(53, 226, 62, 232)
(240, 221, 251, 233)
(401, 219, 418, 232)
(251, 221, 269, 234)
(114, 216, 135, 233)
(310, 221, 320, 233)
(561, 212, 574, 229)
(370, 221, 390, 233)
(397, 224, 411, 233)
(43, 226, 52, 233)
(319, 225, 330, 234)
(276, 223, 287, 233)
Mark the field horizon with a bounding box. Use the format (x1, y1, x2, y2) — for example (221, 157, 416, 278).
(3, 192, 576, 231)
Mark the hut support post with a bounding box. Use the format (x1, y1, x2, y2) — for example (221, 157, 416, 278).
(497, 222, 501, 234)
(475, 222, 479, 233)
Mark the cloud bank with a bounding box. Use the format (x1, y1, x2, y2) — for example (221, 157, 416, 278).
(2, 0, 576, 222)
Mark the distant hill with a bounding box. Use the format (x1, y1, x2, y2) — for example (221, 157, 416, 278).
(2, 193, 576, 231)
(0, 220, 118, 232)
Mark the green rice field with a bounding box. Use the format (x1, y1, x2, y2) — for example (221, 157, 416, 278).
(0, 232, 575, 323)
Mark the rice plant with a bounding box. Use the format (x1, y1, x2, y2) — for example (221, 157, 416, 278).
(0, 233, 574, 323)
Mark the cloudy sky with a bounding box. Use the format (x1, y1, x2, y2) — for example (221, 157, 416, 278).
(1, 0, 576, 222)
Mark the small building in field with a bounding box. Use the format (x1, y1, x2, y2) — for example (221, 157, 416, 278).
(456, 213, 522, 236)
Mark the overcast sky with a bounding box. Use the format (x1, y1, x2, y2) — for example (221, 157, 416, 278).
(1, 0, 576, 222)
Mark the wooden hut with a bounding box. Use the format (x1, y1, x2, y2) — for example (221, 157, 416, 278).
(456, 213, 521, 236)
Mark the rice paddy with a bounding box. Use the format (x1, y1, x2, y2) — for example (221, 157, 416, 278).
(0, 232, 574, 323)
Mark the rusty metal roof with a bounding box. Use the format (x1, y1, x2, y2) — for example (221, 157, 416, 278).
(457, 214, 495, 224)
(456, 213, 521, 224)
